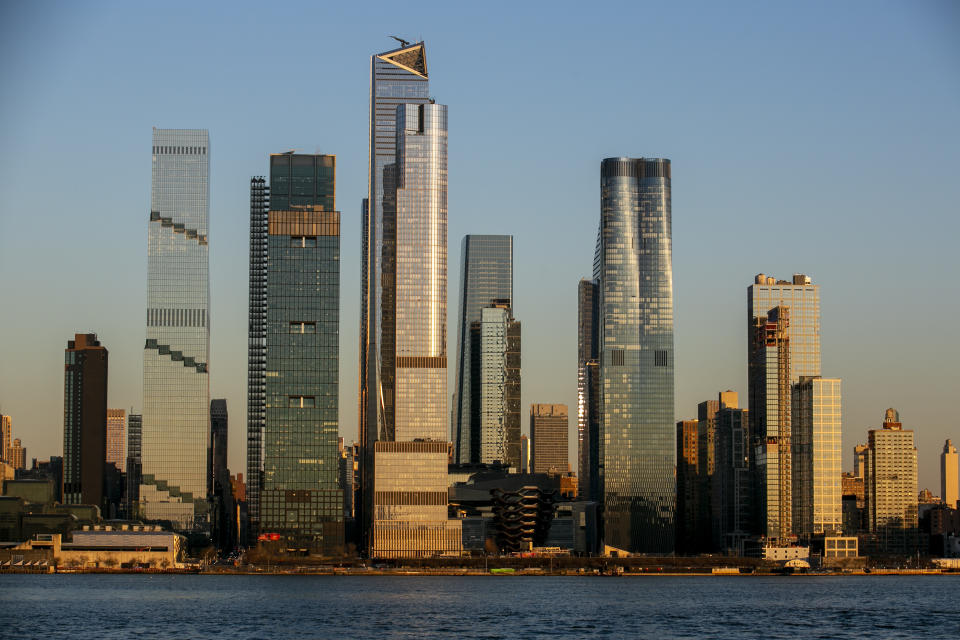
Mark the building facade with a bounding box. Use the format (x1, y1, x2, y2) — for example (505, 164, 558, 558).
(141, 128, 210, 531)
(125, 413, 142, 518)
(369, 101, 460, 558)
(676, 419, 700, 553)
(791, 376, 842, 536)
(259, 153, 343, 553)
(246, 175, 269, 541)
(453, 235, 514, 464)
(595, 157, 675, 553)
(210, 399, 228, 497)
(713, 404, 751, 553)
(943, 439, 958, 509)
(360, 41, 432, 551)
(106, 409, 125, 472)
(577, 279, 601, 502)
(864, 409, 919, 552)
(530, 404, 568, 475)
(475, 302, 521, 467)
(63, 333, 108, 508)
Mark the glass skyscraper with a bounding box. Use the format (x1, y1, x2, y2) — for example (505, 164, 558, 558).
(452, 235, 514, 464)
(371, 102, 461, 558)
(259, 153, 343, 552)
(141, 128, 210, 532)
(577, 278, 600, 501)
(747, 273, 821, 541)
(595, 157, 675, 553)
(246, 176, 269, 541)
(360, 41, 431, 548)
(792, 376, 842, 535)
(475, 302, 521, 466)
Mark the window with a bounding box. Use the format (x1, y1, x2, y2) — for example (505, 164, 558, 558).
(288, 396, 316, 408)
(655, 350, 668, 367)
(289, 321, 316, 334)
(611, 349, 625, 366)
(291, 236, 317, 248)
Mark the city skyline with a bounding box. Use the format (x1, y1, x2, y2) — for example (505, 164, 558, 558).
(1, 2, 958, 494)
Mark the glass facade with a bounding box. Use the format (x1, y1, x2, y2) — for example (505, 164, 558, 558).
(792, 376, 842, 535)
(713, 407, 751, 552)
(596, 157, 675, 553)
(748, 274, 820, 383)
(246, 176, 269, 540)
(361, 43, 431, 548)
(452, 235, 514, 463)
(577, 279, 600, 502)
(371, 101, 461, 558)
(260, 154, 343, 552)
(141, 129, 211, 532)
(475, 304, 521, 466)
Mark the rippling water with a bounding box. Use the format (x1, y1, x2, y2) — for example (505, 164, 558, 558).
(2, 575, 958, 638)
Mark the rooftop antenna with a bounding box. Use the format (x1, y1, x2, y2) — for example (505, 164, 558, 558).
(390, 35, 410, 48)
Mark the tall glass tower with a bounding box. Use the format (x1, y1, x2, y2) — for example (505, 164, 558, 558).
(260, 153, 343, 552)
(141, 128, 210, 532)
(452, 235, 513, 464)
(577, 278, 600, 501)
(595, 157, 675, 553)
(246, 175, 269, 540)
(360, 41, 431, 549)
(371, 102, 461, 558)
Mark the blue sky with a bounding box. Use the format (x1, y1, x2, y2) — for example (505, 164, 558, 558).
(1, 0, 958, 490)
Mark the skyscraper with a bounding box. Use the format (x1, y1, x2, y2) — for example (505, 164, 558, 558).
(864, 409, 918, 552)
(141, 128, 210, 532)
(106, 409, 126, 472)
(126, 412, 142, 517)
(246, 175, 269, 541)
(1, 415, 11, 465)
(530, 404, 569, 475)
(475, 301, 521, 467)
(8, 439, 25, 471)
(750, 306, 793, 540)
(791, 376, 842, 536)
(210, 399, 228, 497)
(712, 399, 751, 553)
(577, 279, 600, 502)
(453, 235, 514, 463)
(360, 40, 431, 550)
(260, 153, 342, 552)
(370, 101, 461, 558)
(63, 333, 108, 508)
(595, 157, 675, 553)
(943, 439, 959, 509)
(747, 273, 821, 542)
(676, 419, 700, 553)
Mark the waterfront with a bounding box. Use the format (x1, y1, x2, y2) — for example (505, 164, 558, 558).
(2, 575, 957, 638)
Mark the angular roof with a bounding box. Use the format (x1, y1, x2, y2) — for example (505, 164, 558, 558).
(377, 42, 427, 78)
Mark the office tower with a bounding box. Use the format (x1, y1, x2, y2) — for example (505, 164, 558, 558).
(63, 333, 108, 508)
(105, 409, 125, 472)
(258, 153, 343, 552)
(360, 40, 431, 550)
(371, 101, 461, 558)
(530, 404, 568, 474)
(749, 306, 792, 540)
(453, 235, 514, 463)
(577, 279, 600, 502)
(126, 413, 142, 517)
(595, 157, 675, 553)
(713, 401, 751, 553)
(520, 435, 530, 473)
(142, 128, 210, 531)
(864, 409, 919, 551)
(1, 415, 10, 464)
(210, 399, 228, 497)
(941, 440, 958, 509)
(791, 376, 842, 536)
(676, 419, 700, 553)
(474, 301, 521, 466)
(247, 175, 269, 540)
(9, 439, 25, 470)
(748, 273, 820, 380)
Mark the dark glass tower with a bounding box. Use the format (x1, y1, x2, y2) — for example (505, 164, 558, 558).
(577, 278, 600, 501)
(125, 412, 142, 517)
(596, 157, 675, 553)
(260, 153, 343, 552)
(246, 176, 268, 541)
(63, 333, 108, 509)
(452, 235, 514, 464)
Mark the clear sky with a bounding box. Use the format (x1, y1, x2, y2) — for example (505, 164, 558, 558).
(1, 0, 958, 491)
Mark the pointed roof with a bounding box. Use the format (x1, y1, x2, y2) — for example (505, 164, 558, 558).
(377, 42, 428, 78)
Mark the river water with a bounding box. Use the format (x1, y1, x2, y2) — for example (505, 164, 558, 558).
(2, 574, 957, 638)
